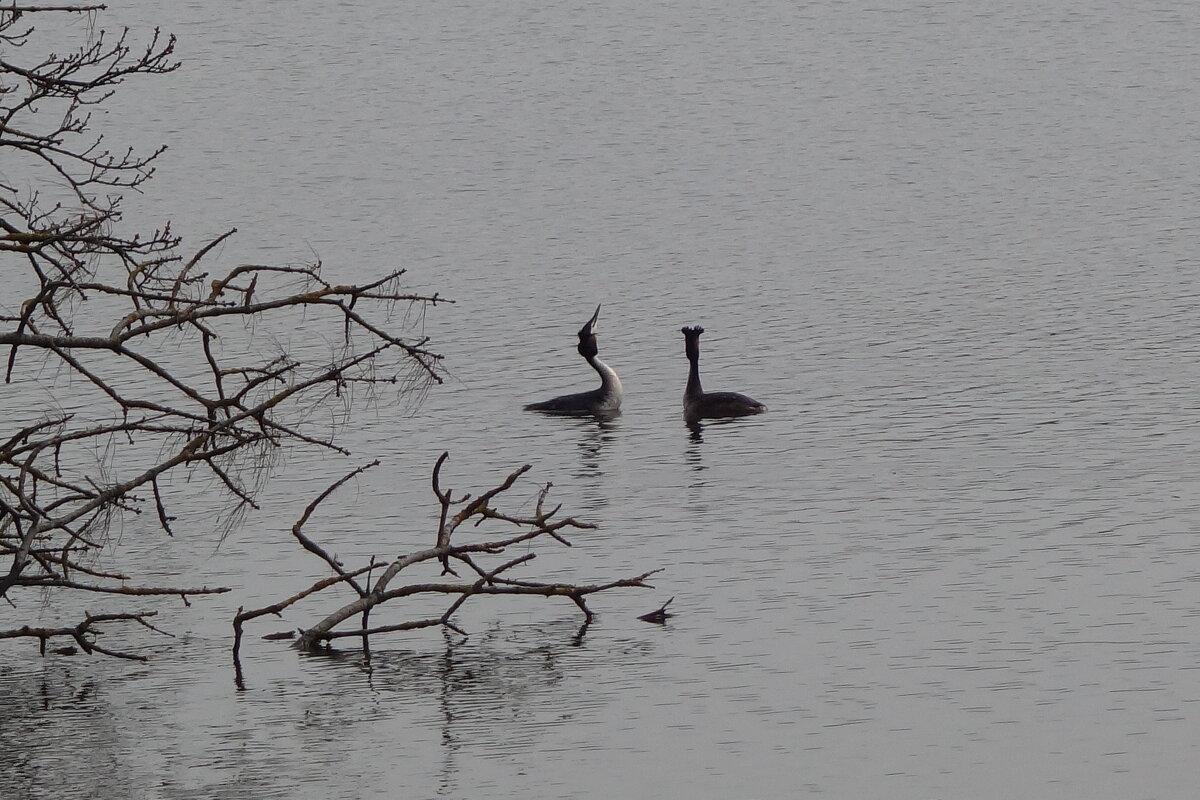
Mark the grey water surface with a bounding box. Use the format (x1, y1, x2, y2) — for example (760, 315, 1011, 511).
(5, 1, 1200, 797)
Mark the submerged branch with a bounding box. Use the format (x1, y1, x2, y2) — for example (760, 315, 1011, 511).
(0, 611, 167, 661)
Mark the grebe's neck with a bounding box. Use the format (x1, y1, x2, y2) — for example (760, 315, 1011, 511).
(589, 355, 623, 407)
(685, 355, 703, 400)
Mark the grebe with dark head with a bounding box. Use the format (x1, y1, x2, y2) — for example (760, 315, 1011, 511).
(681, 325, 766, 422)
(525, 305, 623, 416)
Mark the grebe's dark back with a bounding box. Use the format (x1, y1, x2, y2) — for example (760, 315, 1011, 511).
(525, 305, 623, 416)
(681, 325, 766, 422)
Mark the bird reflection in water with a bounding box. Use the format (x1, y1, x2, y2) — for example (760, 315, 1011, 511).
(684, 416, 746, 468)
(574, 416, 620, 477)
(572, 416, 621, 512)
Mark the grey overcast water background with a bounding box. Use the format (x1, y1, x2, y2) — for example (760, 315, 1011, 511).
(5, 1, 1200, 797)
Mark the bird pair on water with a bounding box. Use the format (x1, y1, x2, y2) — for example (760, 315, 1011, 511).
(523, 305, 767, 422)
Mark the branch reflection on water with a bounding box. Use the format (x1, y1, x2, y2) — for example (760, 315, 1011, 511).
(299, 618, 626, 797)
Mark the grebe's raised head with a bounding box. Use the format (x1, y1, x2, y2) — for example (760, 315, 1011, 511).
(682, 325, 704, 362)
(577, 304, 602, 360)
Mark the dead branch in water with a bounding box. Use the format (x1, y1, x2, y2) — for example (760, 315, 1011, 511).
(232, 454, 659, 670)
(0, 611, 169, 662)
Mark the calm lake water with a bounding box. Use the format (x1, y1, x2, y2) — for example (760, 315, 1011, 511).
(5, 1, 1200, 797)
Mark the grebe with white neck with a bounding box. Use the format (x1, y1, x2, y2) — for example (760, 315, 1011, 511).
(525, 305, 623, 417)
(681, 325, 766, 422)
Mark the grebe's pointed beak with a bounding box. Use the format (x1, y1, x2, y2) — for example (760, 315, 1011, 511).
(579, 304, 601, 339)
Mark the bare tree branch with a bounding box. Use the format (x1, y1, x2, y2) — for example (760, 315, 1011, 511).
(1, 7, 452, 660)
(231, 455, 659, 668)
(0, 611, 166, 662)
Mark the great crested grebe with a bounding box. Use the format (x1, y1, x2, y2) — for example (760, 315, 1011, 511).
(525, 305, 623, 416)
(681, 325, 766, 422)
